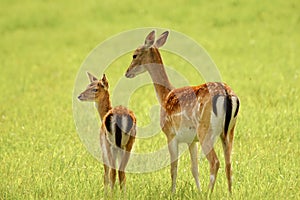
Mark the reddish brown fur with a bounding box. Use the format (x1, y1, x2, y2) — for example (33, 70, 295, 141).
(125, 31, 239, 193)
(78, 73, 136, 190)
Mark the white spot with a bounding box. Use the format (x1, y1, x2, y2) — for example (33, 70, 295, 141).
(173, 110, 185, 117)
(210, 175, 215, 183)
(183, 111, 190, 120)
(192, 109, 197, 124)
(172, 110, 191, 120)
(197, 102, 201, 112)
(199, 101, 207, 120)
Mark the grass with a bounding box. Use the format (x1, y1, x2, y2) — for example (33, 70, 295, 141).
(1, 0, 299, 199)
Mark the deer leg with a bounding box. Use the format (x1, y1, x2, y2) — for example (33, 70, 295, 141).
(118, 151, 131, 190)
(201, 134, 220, 192)
(118, 170, 126, 190)
(118, 136, 135, 190)
(205, 148, 220, 192)
(221, 125, 235, 193)
(198, 123, 220, 192)
(100, 132, 112, 188)
(101, 148, 110, 188)
(168, 138, 179, 193)
(103, 164, 110, 187)
(109, 147, 117, 189)
(188, 142, 201, 191)
(109, 168, 116, 190)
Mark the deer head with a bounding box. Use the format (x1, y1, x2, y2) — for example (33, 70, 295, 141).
(78, 72, 109, 102)
(125, 30, 169, 78)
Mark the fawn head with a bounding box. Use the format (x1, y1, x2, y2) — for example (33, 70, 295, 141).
(78, 72, 109, 102)
(125, 30, 169, 78)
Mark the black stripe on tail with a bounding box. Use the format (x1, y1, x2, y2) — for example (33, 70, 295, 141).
(115, 115, 123, 148)
(104, 114, 123, 148)
(115, 114, 134, 147)
(224, 92, 232, 136)
(104, 113, 113, 133)
(212, 94, 221, 116)
(234, 98, 240, 118)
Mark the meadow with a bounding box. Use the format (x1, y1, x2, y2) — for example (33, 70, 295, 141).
(1, 0, 299, 199)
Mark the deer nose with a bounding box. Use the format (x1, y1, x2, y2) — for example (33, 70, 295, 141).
(125, 71, 134, 78)
(78, 94, 82, 100)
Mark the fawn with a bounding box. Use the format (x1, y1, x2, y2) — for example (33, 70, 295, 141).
(125, 31, 240, 193)
(78, 72, 136, 190)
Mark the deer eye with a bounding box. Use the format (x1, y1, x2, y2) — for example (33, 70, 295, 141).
(92, 88, 98, 92)
(133, 54, 137, 59)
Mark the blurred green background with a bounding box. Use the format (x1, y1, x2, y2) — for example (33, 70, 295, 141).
(1, 0, 299, 199)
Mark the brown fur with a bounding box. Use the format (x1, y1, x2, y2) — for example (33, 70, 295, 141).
(78, 73, 136, 190)
(125, 31, 239, 193)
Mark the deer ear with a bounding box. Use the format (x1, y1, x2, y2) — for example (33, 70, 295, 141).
(101, 74, 109, 89)
(86, 71, 98, 83)
(154, 31, 169, 48)
(144, 30, 155, 48)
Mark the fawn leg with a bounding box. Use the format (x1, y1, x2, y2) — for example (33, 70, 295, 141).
(188, 142, 201, 191)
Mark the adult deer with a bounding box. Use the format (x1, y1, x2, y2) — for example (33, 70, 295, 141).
(78, 72, 136, 190)
(125, 31, 239, 193)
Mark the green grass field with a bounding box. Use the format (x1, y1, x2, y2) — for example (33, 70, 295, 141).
(1, 0, 299, 199)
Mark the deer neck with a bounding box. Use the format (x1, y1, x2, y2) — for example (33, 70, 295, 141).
(146, 48, 174, 105)
(96, 92, 112, 120)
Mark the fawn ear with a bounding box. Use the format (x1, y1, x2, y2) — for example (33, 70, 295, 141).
(154, 31, 169, 48)
(101, 74, 109, 89)
(87, 72, 98, 83)
(144, 30, 155, 48)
